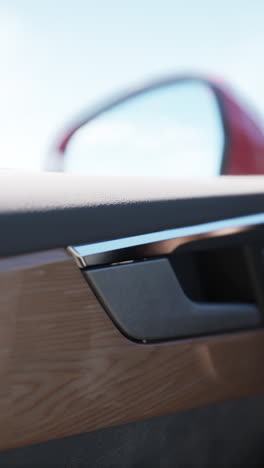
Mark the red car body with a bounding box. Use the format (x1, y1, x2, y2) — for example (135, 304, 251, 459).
(212, 78, 264, 174)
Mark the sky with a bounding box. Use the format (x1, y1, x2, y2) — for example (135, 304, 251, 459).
(0, 0, 264, 174)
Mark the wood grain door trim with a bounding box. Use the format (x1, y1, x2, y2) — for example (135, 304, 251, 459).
(0, 249, 264, 451)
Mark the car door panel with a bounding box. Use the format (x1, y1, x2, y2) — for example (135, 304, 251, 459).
(1, 248, 264, 451)
(0, 172, 264, 464)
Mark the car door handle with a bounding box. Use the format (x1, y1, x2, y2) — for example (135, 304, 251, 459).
(84, 258, 261, 343)
(69, 214, 264, 343)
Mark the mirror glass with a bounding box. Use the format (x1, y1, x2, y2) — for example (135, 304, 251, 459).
(65, 81, 225, 177)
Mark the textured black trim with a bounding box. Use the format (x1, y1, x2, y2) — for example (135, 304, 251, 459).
(0, 171, 264, 257)
(1, 395, 264, 467)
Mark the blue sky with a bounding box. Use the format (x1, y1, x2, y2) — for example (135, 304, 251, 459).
(0, 0, 264, 173)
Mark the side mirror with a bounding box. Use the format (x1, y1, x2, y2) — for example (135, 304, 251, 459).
(47, 74, 264, 176)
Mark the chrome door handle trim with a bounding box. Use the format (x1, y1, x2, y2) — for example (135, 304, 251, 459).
(68, 213, 264, 268)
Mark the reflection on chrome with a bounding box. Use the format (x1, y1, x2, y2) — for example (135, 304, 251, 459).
(68, 213, 264, 268)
